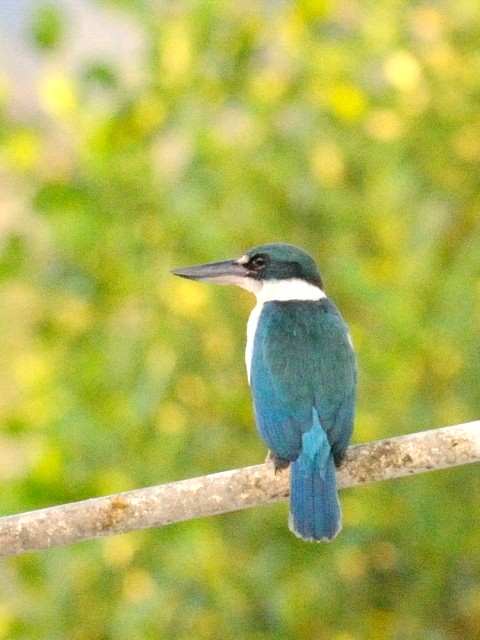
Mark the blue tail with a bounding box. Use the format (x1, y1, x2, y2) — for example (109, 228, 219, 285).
(289, 425, 341, 542)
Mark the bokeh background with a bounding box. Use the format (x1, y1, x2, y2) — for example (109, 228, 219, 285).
(1, 0, 479, 638)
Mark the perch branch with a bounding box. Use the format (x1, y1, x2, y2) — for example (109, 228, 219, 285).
(0, 421, 479, 557)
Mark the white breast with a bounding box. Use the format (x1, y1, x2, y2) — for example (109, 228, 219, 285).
(244, 278, 326, 384)
(245, 301, 263, 383)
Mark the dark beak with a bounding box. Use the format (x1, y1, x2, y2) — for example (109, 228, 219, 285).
(171, 259, 247, 285)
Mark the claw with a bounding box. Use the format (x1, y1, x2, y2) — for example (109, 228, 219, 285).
(265, 450, 290, 474)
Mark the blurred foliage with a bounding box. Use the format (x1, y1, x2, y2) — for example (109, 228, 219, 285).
(0, 0, 479, 638)
(29, 3, 66, 51)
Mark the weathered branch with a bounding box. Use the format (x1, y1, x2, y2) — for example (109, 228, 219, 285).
(0, 421, 479, 557)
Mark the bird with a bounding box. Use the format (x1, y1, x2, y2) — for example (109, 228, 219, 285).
(171, 243, 356, 542)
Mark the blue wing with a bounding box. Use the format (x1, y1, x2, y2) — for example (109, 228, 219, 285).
(250, 299, 356, 464)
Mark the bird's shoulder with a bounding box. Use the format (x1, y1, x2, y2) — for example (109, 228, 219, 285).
(253, 297, 356, 388)
(257, 297, 350, 343)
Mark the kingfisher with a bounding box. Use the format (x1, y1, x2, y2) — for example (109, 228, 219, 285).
(172, 243, 356, 541)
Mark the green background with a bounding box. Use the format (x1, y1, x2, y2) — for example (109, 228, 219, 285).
(1, 1, 479, 638)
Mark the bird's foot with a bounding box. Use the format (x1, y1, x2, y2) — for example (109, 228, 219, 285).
(265, 450, 290, 475)
(333, 450, 346, 468)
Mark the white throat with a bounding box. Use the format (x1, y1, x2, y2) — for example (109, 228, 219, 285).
(245, 278, 326, 383)
(255, 278, 326, 303)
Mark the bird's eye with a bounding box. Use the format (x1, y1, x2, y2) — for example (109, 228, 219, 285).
(250, 254, 268, 270)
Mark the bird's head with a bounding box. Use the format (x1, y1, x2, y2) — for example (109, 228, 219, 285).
(171, 243, 324, 297)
